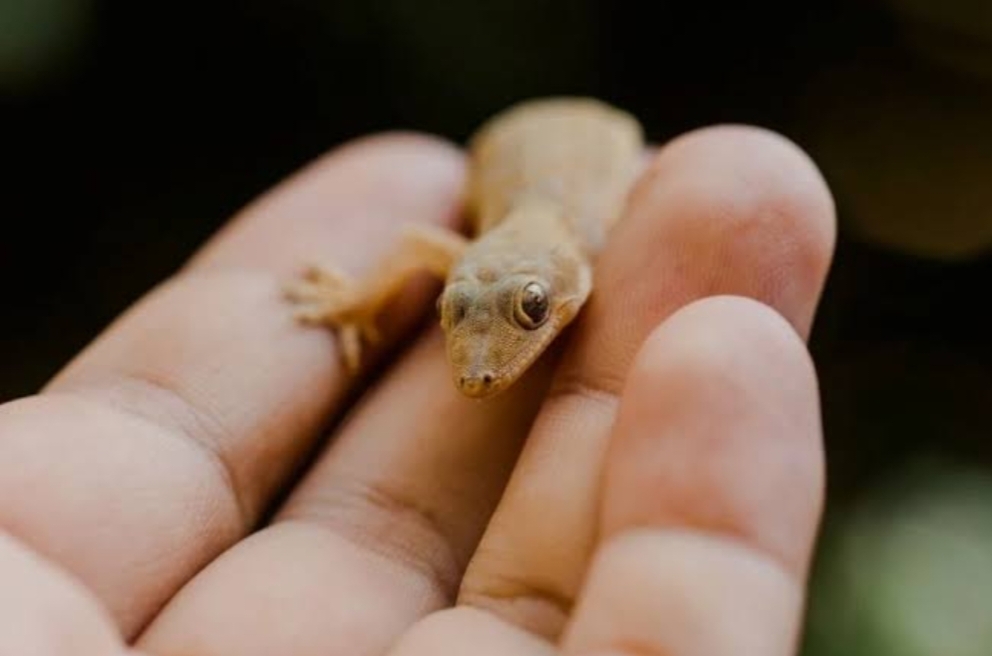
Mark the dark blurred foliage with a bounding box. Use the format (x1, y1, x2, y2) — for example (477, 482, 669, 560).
(2, 0, 991, 652)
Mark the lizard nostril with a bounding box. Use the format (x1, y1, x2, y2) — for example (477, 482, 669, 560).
(459, 373, 495, 396)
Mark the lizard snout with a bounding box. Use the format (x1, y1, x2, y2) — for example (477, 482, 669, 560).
(458, 372, 496, 398)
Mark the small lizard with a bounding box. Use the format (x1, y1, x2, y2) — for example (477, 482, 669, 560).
(286, 97, 643, 398)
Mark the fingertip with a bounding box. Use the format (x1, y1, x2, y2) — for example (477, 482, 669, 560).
(191, 130, 466, 274)
(604, 295, 825, 578)
(270, 129, 466, 200)
(630, 295, 817, 398)
(311, 131, 466, 198)
(644, 124, 836, 255)
(623, 124, 836, 338)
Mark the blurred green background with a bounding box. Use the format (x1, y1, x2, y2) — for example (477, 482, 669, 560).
(2, 0, 990, 653)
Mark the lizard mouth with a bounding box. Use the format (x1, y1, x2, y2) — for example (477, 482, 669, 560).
(449, 315, 564, 399)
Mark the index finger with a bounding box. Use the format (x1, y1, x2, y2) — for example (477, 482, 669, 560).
(0, 133, 464, 637)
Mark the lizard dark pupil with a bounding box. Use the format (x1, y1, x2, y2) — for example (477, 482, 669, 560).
(519, 283, 549, 328)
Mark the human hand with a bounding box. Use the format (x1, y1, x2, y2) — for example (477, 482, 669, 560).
(0, 125, 834, 655)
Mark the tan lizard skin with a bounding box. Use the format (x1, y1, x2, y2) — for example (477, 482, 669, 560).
(286, 97, 644, 398)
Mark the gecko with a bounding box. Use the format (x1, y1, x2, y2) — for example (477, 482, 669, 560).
(286, 97, 644, 399)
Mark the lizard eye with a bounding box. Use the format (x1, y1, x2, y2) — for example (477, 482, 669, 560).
(514, 282, 549, 330)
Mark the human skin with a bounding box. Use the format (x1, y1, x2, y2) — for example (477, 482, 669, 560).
(0, 124, 835, 656)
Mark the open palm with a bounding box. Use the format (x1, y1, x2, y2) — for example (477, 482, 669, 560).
(0, 125, 834, 656)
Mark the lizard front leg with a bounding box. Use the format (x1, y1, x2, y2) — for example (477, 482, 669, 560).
(285, 223, 468, 372)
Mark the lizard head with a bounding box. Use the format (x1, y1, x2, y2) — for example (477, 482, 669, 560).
(438, 251, 590, 399)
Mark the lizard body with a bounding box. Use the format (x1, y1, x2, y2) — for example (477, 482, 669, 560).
(287, 97, 643, 398)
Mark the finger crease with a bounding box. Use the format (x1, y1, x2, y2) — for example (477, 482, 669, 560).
(588, 640, 669, 656)
(285, 479, 463, 602)
(546, 372, 620, 412)
(50, 372, 251, 534)
(459, 571, 574, 635)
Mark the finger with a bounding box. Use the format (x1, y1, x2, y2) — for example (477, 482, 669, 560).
(0, 134, 465, 636)
(562, 296, 823, 655)
(459, 125, 835, 637)
(0, 531, 127, 656)
(137, 330, 552, 656)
